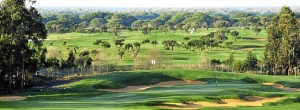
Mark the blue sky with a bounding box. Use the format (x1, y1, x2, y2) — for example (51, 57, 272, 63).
(32, 0, 299, 8)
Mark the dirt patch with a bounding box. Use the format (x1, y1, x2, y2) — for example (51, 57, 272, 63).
(0, 96, 26, 101)
(98, 81, 206, 92)
(157, 96, 283, 109)
(262, 83, 300, 91)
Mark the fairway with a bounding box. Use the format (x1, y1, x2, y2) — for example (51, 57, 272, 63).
(1, 69, 300, 110)
(42, 27, 268, 66)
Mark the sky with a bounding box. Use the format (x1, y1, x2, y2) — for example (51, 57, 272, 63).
(0, 0, 299, 8)
(30, 0, 299, 8)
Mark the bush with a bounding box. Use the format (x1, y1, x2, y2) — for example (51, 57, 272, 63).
(211, 59, 221, 65)
(232, 60, 247, 72)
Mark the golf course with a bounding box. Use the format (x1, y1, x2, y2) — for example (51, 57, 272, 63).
(1, 0, 300, 109)
(1, 69, 300, 110)
(1, 17, 300, 110)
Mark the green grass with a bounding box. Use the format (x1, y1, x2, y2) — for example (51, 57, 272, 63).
(43, 27, 268, 65)
(1, 69, 300, 110)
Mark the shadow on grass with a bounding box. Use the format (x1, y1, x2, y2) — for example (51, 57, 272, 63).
(232, 45, 264, 50)
(173, 57, 189, 60)
(242, 37, 257, 40)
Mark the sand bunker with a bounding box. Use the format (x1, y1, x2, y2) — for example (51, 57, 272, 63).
(157, 96, 283, 109)
(262, 83, 300, 91)
(0, 96, 26, 101)
(98, 80, 206, 92)
(255, 38, 267, 41)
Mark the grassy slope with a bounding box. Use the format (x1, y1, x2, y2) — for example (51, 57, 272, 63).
(1, 69, 299, 110)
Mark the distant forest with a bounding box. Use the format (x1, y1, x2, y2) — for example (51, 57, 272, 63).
(42, 8, 300, 34)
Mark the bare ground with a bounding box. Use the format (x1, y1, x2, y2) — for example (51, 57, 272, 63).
(98, 80, 206, 92)
(262, 83, 300, 91)
(0, 96, 26, 101)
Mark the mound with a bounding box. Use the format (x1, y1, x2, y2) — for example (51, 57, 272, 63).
(262, 83, 300, 91)
(157, 96, 283, 109)
(0, 96, 26, 101)
(98, 80, 206, 92)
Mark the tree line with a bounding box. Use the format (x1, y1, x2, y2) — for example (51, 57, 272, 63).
(42, 10, 284, 34)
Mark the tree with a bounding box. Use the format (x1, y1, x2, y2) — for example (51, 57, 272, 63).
(223, 52, 235, 66)
(243, 27, 250, 36)
(142, 39, 150, 48)
(89, 18, 106, 28)
(93, 39, 102, 45)
(118, 51, 125, 59)
(244, 51, 258, 71)
(213, 20, 228, 28)
(131, 20, 143, 29)
(225, 29, 231, 37)
(230, 31, 240, 41)
(264, 6, 300, 75)
(66, 50, 76, 67)
(0, 0, 47, 91)
(151, 40, 158, 47)
(187, 40, 196, 51)
(162, 39, 177, 50)
(141, 27, 149, 35)
(79, 49, 90, 57)
(101, 41, 111, 52)
(113, 38, 125, 50)
(225, 42, 233, 50)
(85, 57, 93, 67)
(133, 42, 141, 51)
(252, 27, 262, 37)
(124, 43, 133, 52)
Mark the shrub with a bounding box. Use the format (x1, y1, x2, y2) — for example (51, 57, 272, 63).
(211, 59, 221, 65)
(232, 60, 247, 72)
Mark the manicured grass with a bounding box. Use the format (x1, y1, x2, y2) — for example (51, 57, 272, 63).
(43, 27, 268, 65)
(2, 69, 299, 110)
